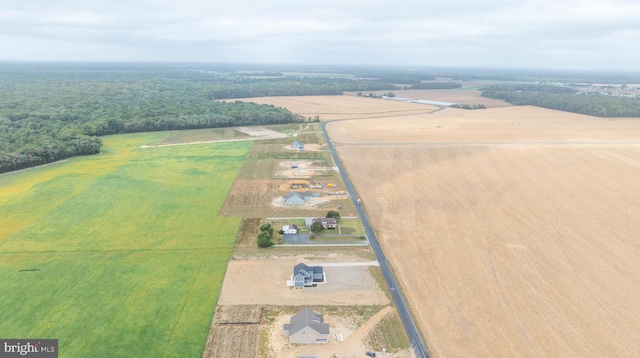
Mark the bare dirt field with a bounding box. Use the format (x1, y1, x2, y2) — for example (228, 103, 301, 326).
(217, 254, 389, 306)
(329, 108, 640, 356)
(204, 324, 260, 358)
(220, 177, 352, 217)
(328, 105, 640, 143)
(241, 95, 438, 120)
(284, 143, 324, 151)
(275, 160, 334, 178)
(219, 178, 283, 217)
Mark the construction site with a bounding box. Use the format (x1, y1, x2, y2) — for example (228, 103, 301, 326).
(221, 129, 356, 218)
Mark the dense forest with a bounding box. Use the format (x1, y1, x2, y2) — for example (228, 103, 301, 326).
(0, 63, 404, 173)
(209, 77, 394, 98)
(482, 84, 640, 117)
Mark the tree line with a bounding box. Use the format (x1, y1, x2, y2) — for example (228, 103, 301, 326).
(481, 84, 640, 117)
(409, 82, 462, 90)
(208, 77, 395, 99)
(0, 66, 310, 174)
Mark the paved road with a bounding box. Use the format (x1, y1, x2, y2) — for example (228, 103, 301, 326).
(333, 140, 640, 146)
(321, 121, 431, 358)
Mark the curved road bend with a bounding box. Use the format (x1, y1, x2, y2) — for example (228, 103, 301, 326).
(321, 121, 431, 358)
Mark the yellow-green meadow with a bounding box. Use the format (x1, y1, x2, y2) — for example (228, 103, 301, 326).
(0, 132, 250, 357)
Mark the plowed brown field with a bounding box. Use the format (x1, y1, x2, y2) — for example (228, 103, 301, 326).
(338, 144, 640, 357)
(243, 95, 640, 357)
(240, 95, 438, 120)
(330, 106, 640, 357)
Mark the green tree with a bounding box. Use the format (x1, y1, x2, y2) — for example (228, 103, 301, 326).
(260, 223, 274, 237)
(310, 222, 324, 233)
(326, 211, 341, 220)
(257, 232, 274, 248)
(257, 222, 275, 248)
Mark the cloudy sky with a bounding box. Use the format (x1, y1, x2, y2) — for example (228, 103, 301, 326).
(1, 0, 639, 70)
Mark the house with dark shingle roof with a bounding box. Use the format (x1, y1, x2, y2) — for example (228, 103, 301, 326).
(290, 263, 325, 288)
(283, 308, 329, 344)
(304, 217, 338, 229)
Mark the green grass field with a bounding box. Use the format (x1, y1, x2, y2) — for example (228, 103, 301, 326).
(0, 133, 250, 357)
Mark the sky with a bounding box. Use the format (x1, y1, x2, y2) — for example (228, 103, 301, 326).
(1, 0, 640, 70)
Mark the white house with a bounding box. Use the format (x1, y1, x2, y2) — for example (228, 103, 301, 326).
(283, 224, 298, 234)
(291, 141, 305, 150)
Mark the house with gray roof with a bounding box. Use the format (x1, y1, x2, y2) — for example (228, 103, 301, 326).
(283, 192, 313, 205)
(290, 263, 325, 288)
(283, 308, 329, 344)
(291, 141, 305, 150)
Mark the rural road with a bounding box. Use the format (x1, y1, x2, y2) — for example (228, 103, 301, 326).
(333, 140, 640, 146)
(321, 121, 431, 358)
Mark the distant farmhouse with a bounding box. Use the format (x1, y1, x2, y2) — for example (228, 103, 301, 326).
(305, 217, 338, 230)
(288, 263, 325, 288)
(282, 224, 298, 234)
(291, 141, 305, 150)
(283, 308, 329, 344)
(283, 192, 313, 205)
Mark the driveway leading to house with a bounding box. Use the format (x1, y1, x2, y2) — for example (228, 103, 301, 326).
(281, 233, 368, 245)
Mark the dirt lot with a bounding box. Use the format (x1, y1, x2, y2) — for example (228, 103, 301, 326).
(284, 143, 324, 151)
(219, 178, 283, 217)
(236, 126, 288, 139)
(220, 177, 352, 217)
(275, 160, 334, 178)
(217, 254, 389, 306)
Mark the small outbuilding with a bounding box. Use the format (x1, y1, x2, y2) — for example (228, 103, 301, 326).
(283, 308, 330, 344)
(291, 141, 305, 150)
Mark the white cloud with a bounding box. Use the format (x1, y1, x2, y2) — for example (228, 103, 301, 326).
(0, 0, 639, 69)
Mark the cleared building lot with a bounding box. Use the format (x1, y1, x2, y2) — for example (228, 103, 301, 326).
(217, 254, 389, 306)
